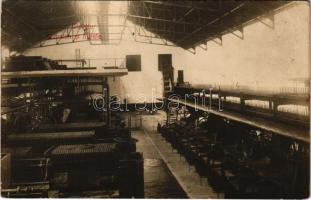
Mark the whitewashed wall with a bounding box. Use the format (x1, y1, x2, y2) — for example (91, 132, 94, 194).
(10, 2, 310, 103)
(178, 2, 309, 91)
(24, 26, 186, 103)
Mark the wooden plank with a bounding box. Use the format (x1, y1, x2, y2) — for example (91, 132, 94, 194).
(169, 98, 309, 143)
(38, 122, 106, 131)
(1, 68, 128, 78)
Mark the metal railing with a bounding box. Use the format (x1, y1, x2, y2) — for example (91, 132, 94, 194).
(56, 58, 126, 69)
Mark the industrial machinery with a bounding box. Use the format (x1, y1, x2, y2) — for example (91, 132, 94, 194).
(1, 56, 144, 198)
(157, 82, 310, 198)
(174, 83, 309, 127)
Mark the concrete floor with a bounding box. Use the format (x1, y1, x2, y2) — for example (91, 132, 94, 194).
(135, 111, 221, 199)
(132, 130, 187, 198)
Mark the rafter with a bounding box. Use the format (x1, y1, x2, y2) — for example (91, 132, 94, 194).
(143, 1, 219, 11)
(127, 14, 202, 26)
(176, 2, 246, 44)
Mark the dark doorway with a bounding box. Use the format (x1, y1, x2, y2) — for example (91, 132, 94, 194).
(177, 70, 184, 85)
(158, 54, 172, 71)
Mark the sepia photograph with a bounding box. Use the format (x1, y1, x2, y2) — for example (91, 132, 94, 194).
(0, 0, 310, 198)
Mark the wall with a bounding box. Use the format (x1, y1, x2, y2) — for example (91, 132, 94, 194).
(12, 2, 311, 103)
(24, 28, 186, 103)
(179, 2, 309, 91)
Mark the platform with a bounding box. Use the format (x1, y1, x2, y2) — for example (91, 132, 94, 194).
(169, 98, 309, 143)
(1, 68, 128, 78)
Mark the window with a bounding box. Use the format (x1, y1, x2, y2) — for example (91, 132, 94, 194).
(126, 55, 141, 71)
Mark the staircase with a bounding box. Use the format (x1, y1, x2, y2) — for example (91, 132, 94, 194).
(162, 66, 174, 97)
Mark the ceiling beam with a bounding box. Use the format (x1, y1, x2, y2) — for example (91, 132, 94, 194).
(128, 14, 201, 26)
(3, 8, 38, 33)
(177, 8, 194, 22)
(176, 2, 246, 44)
(143, 1, 219, 11)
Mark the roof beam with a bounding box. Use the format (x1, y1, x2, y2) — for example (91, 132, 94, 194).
(198, 42, 207, 51)
(141, 27, 219, 38)
(212, 36, 222, 46)
(186, 48, 196, 54)
(143, 1, 218, 11)
(256, 15, 275, 29)
(228, 26, 244, 40)
(177, 8, 194, 22)
(190, 1, 288, 48)
(128, 14, 201, 26)
(3, 8, 38, 33)
(176, 2, 246, 45)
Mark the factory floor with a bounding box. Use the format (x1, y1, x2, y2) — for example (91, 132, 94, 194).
(132, 130, 187, 198)
(131, 111, 221, 199)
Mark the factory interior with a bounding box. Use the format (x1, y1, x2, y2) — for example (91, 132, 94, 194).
(0, 0, 310, 198)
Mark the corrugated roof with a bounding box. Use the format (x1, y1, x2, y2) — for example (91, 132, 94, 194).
(128, 1, 290, 49)
(1, 1, 79, 51)
(1, 1, 291, 51)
